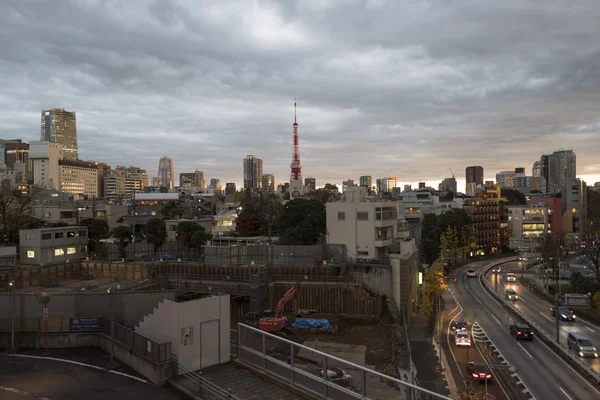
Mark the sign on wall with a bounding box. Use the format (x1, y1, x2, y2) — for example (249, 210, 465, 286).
(181, 326, 194, 347)
(70, 317, 101, 331)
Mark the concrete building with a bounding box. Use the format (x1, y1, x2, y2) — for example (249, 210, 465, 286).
(166, 218, 214, 241)
(547, 149, 576, 194)
(440, 177, 457, 194)
(342, 179, 356, 193)
(0, 168, 24, 190)
(464, 187, 509, 254)
(157, 157, 175, 190)
(225, 183, 236, 203)
(133, 192, 180, 216)
(562, 178, 586, 234)
(179, 171, 205, 189)
(30, 141, 63, 190)
(41, 109, 78, 160)
(213, 210, 237, 237)
(59, 159, 99, 197)
(104, 174, 142, 203)
(33, 201, 129, 229)
(397, 190, 442, 245)
(326, 186, 402, 261)
(209, 179, 222, 191)
(508, 205, 552, 250)
(496, 170, 515, 188)
(4, 140, 29, 171)
(261, 174, 275, 195)
(376, 176, 396, 194)
(304, 177, 316, 192)
(466, 166, 484, 193)
(243, 155, 262, 193)
(19, 226, 88, 265)
(115, 165, 148, 189)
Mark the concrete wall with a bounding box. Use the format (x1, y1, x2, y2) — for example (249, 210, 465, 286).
(0, 291, 178, 328)
(390, 251, 419, 320)
(0, 263, 83, 290)
(358, 265, 391, 297)
(136, 295, 230, 373)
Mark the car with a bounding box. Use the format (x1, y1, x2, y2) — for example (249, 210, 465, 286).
(551, 306, 576, 321)
(451, 321, 468, 332)
(506, 273, 516, 282)
(455, 331, 472, 347)
(510, 323, 534, 340)
(505, 289, 518, 301)
(567, 332, 598, 358)
(466, 269, 477, 277)
(466, 362, 492, 382)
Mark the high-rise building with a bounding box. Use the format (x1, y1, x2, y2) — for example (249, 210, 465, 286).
(243, 155, 263, 193)
(179, 170, 205, 189)
(466, 166, 484, 186)
(262, 174, 275, 194)
(30, 141, 63, 190)
(376, 176, 396, 194)
(209, 178, 222, 191)
(304, 177, 316, 192)
(157, 157, 175, 190)
(547, 149, 576, 194)
(115, 165, 149, 189)
(440, 177, 457, 194)
(41, 109, 78, 160)
(58, 159, 99, 197)
(359, 176, 372, 188)
(225, 183, 236, 203)
(3, 140, 29, 171)
(152, 177, 159, 187)
(289, 102, 304, 199)
(496, 170, 515, 188)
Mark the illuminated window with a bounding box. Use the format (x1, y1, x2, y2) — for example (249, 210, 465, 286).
(67, 247, 76, 255)
(27, 251, 35, 258)
(55, 248, 64, 256)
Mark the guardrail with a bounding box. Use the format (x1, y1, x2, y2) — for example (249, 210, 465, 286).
(479, 260, 600, 388)
(172, 352, 241, 400)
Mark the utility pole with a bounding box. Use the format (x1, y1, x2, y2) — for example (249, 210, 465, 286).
(556, 293, 561, 344)
(92, 196, 97, 219)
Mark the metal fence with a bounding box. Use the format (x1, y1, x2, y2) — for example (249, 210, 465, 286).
(236, 323, 451, 400)
(101, 318, 172, 363)
(172, 352, 241, 400)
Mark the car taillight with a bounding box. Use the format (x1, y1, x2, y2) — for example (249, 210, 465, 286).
(517, 331, 521, 335)
(486, 374, 492, 378)
(472, 373, 478, 378)
(467, 339, 471, 343)
(531, 332, 534, 335)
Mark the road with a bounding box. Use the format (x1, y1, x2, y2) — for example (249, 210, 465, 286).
(489, 261, 600, 374)
(447, 259, 600, 400)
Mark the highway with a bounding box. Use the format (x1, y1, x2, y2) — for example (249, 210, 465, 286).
(448, 259, 600, 400)
(489, 261, 600, 374)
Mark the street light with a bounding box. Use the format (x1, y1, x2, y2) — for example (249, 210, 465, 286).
(9, 280, 16, 352)
(36, 293, 51, 355)
(485, 364, 517, 398)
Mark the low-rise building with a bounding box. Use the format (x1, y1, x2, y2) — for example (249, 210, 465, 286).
(133, 192, 180, 216)
(19, 226, 88, 265)
(33, 201, 129, 229)
(59, 159, 99, 197)
(166, 217, 214, 241)
(213, 210, 237, 237)
(508, 205, 552, 250)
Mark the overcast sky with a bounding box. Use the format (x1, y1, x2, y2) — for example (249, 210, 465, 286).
(1, 0, 600, 190)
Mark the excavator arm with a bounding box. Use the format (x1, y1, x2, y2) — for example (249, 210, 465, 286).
(273, 286, 298, 318)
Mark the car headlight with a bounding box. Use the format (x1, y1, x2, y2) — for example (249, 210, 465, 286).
(573, 315, 576, 319)
(579, 351, 584, 356)
(561, 314, 567, 318)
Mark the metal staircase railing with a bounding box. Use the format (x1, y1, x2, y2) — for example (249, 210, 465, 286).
(171, 352, 240, 400)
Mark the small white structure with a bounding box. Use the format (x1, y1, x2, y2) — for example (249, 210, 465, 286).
(135, 294, 230, 372)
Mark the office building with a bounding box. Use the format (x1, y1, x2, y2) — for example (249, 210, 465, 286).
(209, 178, 222, 191)
(41, 109, 78, 160)
(104, 174, 142, 202)
(262, 174, 275, 194)
(3, 140, 29, 171)
(440, 177, 457, 194)
(179, 171, 205, 189)
(30, 141, 63, 190)
(359, 176, 372, 189)
(157, 157, 175, 190)
(464, 187, 509, 255)
(496, 170, 515, 188)
(376, 176, 396, 194)
(58, 159, 99, 197)
(225, 183, 236, 203)
(508, 205, 552, 250)
(304, 177, 316, 192)
(466, 166, 484, 194)
(243, 155, 263, 193)
(547, 150, 576, 194)
(115, 165, 148, 189)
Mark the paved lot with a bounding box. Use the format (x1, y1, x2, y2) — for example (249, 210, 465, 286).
(0, 353, 184, 400)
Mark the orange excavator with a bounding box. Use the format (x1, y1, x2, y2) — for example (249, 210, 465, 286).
(259, 286, 298, 334)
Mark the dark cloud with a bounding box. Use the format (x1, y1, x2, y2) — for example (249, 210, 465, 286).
(1, 0, 599, 188)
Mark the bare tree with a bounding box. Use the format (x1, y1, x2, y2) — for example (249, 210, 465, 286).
(0, 186, 41, 244)
(579, 216, 600, 281)
(539, 232, 569, 282)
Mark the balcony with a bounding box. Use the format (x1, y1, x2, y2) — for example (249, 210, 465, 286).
(374, 238, 393, 247)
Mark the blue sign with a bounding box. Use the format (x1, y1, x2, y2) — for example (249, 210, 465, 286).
(70, 317, 101, 332)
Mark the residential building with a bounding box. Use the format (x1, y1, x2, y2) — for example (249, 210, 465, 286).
(304, 177, 316, 192)
(496, 170, 515, 188)
(326, 186, 401, 261)
(104, 174, 141, 203)
(30, 141, 63, 191)
(94, 162, 112, 199)
(59, 159, 99, 197)
(19, 226, 88, 265)
(529, 194, 563, 234)
(115, 165, 149, 189)
(562, 178, 585, 234)
(133, 192, 180, 216)
(440, 177, 457, 194)
(466, 166, 484, 192)
(179, 171, 205, 189)
(225, 183, 236, 203)
(397, 190, 442, 245)
(33, 201, 128, 229)
(508, 205, 552, 250)
(0, 169, 23, 190)
(243, 155, 263, 193)
(157, 157, 175, 190)
(463, 187, 509, 255)
(342, 179, 356, 193)
(166, 218, 213, 241)
(376, 176, 396, 194)
(262, 174, 275, 194)
(546, 149, 576, 194)
(213, 210, 238, 237)
(209, 179, 222, 191)
(41, 109, 78, 160)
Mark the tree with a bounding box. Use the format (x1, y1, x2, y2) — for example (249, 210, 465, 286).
(146, 218, 167, 255)
(420, 263, 448, 317)
(309, 188, 336, 204)
(0, 187, 40, 244)
(501, 188, 527, 205)
(420, 213, 441, 265)
(440, 226, 459, 268)
(539, 233, 569, 282)
(161, 201, 183, 218)
(278, 199, 326, 245)
(580, 216, 600, 281)
(176, 221, 211, 256)
(111, 225, 133, 259)
(259, 194, 282, 243)
(80, 218, 109, 255)
(236, 194, 265, 236)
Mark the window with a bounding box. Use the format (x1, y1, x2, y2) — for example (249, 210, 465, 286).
(78, 230, 87, 237)
(337, 212, 346, 220)
(25, 233, 33, 240)
(67, 247, 76, 255)
(357, 211, 369, 221)
(54, 248, 64, 256)
(45, 212, 51, 218)
(80, 246, 87, 252)
(55, 232, 64, 239)
(60, 211, 74, 219)
(151, 211, 157, 216)
(67, 231, 76, 238)
(27, 251, 35, 258)
(42, 233, 51, 240)
(357, 251, 369, 256)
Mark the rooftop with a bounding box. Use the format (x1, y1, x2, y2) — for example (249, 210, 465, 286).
(133, 193, 179, 201)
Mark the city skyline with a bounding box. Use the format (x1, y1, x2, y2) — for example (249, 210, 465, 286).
(1, 1, 600, 187)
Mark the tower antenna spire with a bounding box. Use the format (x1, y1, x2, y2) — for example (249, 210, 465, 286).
(294, 97, 297, 124)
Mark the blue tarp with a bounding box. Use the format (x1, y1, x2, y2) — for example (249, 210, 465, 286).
(292, 319, 332, 330)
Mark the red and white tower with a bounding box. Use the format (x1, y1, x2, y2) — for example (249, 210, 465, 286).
(289, 100, 304, 199)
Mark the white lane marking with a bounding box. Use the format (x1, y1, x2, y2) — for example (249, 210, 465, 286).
(579, 317, 600, 331)
(0, 384, 51, 400)
(492, 315, 502, 326)
(586, 327, 596, 333)
(8, 354, 148, 383)
(517, 341, 533, 358)
(559, 387, 573, 400)
(447, 293, 465, 380)
(540, 312, 554, 322)
(519, 297, 526, 302)
(471, 294, 483, 305)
